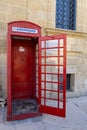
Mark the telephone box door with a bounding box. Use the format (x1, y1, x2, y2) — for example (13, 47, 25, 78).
(39, 35, 66, 117)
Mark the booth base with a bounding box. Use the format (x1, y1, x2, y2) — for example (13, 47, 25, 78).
(7, 99, 41, 121)
(12, 99, 38, 115)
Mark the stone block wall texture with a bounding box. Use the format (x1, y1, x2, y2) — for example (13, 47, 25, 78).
(66, 36, 87, 97)
(0, 0, 87, 98)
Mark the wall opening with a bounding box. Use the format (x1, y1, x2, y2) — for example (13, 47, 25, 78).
(11, 36, 40, 117)
(66, 74, 75, 92)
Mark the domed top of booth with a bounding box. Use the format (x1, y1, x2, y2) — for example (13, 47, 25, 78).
(8, 21, 41, 37)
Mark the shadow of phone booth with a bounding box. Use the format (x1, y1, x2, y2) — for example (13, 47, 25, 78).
(7, 21, 66, 121)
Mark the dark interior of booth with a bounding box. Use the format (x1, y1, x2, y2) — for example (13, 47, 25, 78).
(11, 36, 38, 116)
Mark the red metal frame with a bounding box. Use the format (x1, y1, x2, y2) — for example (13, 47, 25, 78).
(39, 35, 66, 117)
(7, 21, 66, 121)
(7, 21, 41, 121)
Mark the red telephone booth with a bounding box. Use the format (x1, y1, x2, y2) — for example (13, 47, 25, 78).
(7, 21, 66, 121)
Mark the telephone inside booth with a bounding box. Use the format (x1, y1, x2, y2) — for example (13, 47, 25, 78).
(7, 21, 66, 121)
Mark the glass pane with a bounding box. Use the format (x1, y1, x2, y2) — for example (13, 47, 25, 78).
(36, 78, 38, 84)
(36, 58, 38, 64)
(36, 91, 38, 97)
(59, 66, 63, 74)
(59, 102, 63, 109)
(46, 74, 58, 82)
(41, 66, 44, 72)
(46, 83, 52, 90)
(41, 82, 44, 89)
(60, 39, 64, 47)
(52, 84, 58, 90)
(60, 48, 63, 56)
(46, 91, 58, 99)
(46, 40, 58, 48)
(46, 66, 58, 73)
(41, 50, 44, 56)
(46, 49, 58, 56)
(36, 84, 38, 89)
(36, 85, 38, 98)
(59, 75, 63, 83)
(36, 71, 38, 77)
(46, 91, 51, 98)
(41, 74, 44, 81)
(46, 83, 58, 90)
(35, 51, 38, 57)
(41, 98, 44, 105)
(41, 58, 45, 64)
(36, 44, 38, 50)
(41, 90, 44, 97)
(46, 74, 52, 81)
(41, 41, 45, 48)
(52, 74, 58, 82)
(46, 99, 58, 108)
(46, 57, 58, 65)
(36, 65, 38, 70)
(59, 84, 63, 90)
(59, 93, 63, 100)
(60, 57, 63, 65)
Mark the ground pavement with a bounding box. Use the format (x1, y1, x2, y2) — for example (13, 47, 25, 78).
(0, 96, 87, 130)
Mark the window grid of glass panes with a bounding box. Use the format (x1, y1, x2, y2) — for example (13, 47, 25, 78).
(35, 44, 39, 98)
(56, 0, 76, 30)
(40, 38, 65, 109)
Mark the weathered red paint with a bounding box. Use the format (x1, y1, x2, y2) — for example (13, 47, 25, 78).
(7, 21, 66, 121)
(39, 35, 66, 117)
(7, 21, 41, 121)
(12, 39, 36, 100)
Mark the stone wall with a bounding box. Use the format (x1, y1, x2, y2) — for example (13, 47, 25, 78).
(0, 0, 87, 98)
(67, 36, 87, 97)
(76, 0, 87, 33)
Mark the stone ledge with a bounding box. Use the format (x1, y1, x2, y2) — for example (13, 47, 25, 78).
(45, 28, 87, 39)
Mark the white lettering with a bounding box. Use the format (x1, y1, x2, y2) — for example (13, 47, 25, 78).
(12, 27, 38, 34)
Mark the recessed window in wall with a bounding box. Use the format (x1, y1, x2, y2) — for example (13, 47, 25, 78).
(67, 74, 71, 90)
(66, 74, 75, 91)
(56, 0, 76, 30)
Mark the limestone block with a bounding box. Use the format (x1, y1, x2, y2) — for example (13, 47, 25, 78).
(0, 0, 26, 8)
(71, 44, 84, 53)
(76, 0, 87, 33)
(66, 66, 76, 74)
(0, 23, 7, 39)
